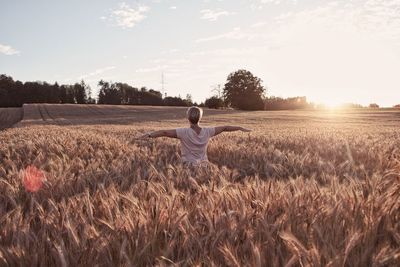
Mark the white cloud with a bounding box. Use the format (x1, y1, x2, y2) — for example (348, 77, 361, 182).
(109, 2, 150, 28)
(160, 48, 180, 55)
(251, 21, 268, 28)
(200, 9, 235, 21)
(79, 66, 116, 80)
(0, 43, 20, 55)
(168, 58, 188, 64)
(359, 0, 400, 40)
(195, 27, 263, 42)
(170, 6, 177, 10)
(151, 58, 165, 64)
(274, 12, 293, 21)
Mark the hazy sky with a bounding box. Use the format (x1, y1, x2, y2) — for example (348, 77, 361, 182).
(1, 0, 399, 106)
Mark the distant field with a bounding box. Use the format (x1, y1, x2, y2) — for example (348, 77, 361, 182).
(0, 107, 23, 130)
(19, 104, 238, 125)
(1, 104, 399, 266)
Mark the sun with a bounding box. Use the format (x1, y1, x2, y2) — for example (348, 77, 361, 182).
(322, 99, 343, 108)
(313, 96, 344, 109)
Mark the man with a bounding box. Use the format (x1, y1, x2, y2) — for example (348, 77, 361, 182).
(140, 106, 251, 166)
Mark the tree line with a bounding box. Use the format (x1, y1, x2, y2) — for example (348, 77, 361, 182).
(1, 71, 396, 110)
(0, 74, 92, 107)
(97, 80, 193, 106)
(0, 74, 193, 108)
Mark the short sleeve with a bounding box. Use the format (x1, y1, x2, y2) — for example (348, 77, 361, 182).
(176, 128, 186, 139)
(207, 127, 215, 137)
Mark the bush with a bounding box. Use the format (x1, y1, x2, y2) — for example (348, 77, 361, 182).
(163, 96, 190, 106)
(369, 103, 379, 108)
(205, 96, 224, 109)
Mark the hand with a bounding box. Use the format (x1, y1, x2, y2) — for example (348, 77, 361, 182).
(240, 127, 252, 132)
(138, 132, 152, 139)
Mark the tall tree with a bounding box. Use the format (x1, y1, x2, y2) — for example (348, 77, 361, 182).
(84, 80, 94, 103)
(97, 80, 121, 105)
(223, 69, 266, 110)
(65, 85, 76, 103)
(185, 94, 193, 106)
(73, 80, 88, 104)
(51, 82, 60, 103)
(0, 75, 14, 106)
(59, 85, 67, 103)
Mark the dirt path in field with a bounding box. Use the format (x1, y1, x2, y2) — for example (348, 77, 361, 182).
(86, 104, 106, 115)
(37, 105, 47, 121)
(42, 105, 56, 120)
(0, 108, 23, 130)
(18, 104, 75, 126)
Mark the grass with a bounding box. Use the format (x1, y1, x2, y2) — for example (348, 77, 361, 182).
(0, 104, 399, 266)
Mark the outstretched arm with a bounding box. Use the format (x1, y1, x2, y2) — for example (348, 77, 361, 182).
(139, 129, 178, 139)
(214, 126, 251, 136)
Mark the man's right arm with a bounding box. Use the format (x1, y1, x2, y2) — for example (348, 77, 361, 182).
(139, 129, 178, 139)
(214, 126, 251, 136)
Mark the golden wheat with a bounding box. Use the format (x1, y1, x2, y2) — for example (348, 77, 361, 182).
(0, 104, 399, 266)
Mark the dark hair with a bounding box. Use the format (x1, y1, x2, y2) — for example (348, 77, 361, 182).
(187, 106, 203, 124)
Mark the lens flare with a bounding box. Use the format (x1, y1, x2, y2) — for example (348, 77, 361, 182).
(23, 165, 45, 192)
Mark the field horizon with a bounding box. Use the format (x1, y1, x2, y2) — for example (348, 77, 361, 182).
(2, 103, 400, 129)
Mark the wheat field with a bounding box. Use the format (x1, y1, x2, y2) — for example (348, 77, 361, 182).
(1, 104, 399, 266)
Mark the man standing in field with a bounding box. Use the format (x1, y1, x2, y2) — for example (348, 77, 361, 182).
(140, 106, 251, 167)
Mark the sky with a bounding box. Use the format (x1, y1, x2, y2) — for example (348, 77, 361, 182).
(1, 0, 400, 107)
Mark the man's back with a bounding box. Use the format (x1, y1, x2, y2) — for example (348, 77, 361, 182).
(176, 127, 215, 164)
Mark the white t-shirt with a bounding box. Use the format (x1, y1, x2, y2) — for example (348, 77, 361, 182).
(176, 127, 215, 164)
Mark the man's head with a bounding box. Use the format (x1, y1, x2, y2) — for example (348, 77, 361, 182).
(187, 106, 203, 125)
